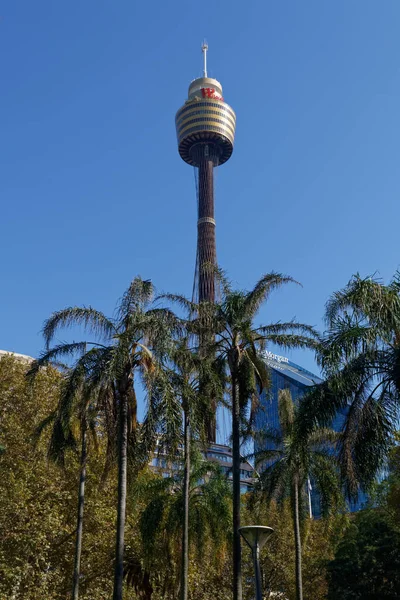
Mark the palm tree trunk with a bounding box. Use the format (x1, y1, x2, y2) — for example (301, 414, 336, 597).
(293, 474, 303, 600)
(231, 370, 242, 600)
(113, 391, 128, 600)
(72, 419, 87, 600)
(180, 407, 190, 600)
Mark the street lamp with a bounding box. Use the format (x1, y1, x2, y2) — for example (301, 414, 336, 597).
(239, 525, 274, 600)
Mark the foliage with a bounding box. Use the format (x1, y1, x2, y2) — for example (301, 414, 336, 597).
(161, 269, 319, 600)
(327, 509, 400, 599)
(254, 389, 343, 516)
(300, 272, 400, 496)
(240, 499, 347, 600)
(0, 355, 121, 599)
(32, 277, 181, 599)
(253, 389, 343, 600)
(125, 451, 232, 599)
(381, 432, 400, 526)
(0, 354, 387, 600)
(3, 269, 400, 600)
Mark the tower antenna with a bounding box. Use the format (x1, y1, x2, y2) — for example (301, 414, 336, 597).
(202, 40, 208, 78)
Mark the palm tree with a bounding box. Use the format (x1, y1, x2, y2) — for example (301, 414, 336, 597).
(32, 278, 177, 600)
(299, 272, 400, 495)
(162, 270, 318, 600)
(127, 450, 232, 598)
(141, 333, 224, 600)
(254, 389, 343, 600)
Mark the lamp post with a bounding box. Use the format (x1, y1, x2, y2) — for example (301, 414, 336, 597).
(239, 525, 274, 600)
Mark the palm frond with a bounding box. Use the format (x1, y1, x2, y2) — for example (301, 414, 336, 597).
(245, 347, 270, 391)
(389, 269, 400, 294)
(247, 448, 284, 466)
(255, 458, 290, 502)
(26, 342, 89, 383)
(47, 415, 76, 466)
(264, 333, 319, 351)
(118, 277, 154, 323)
(309, 453, 344, 516)
(325, 273, 400, 335)
(308, 427, 340, 447)
(256, 321, 319, 339)
(211, 264, 232, 297)
(43, 307, 115, 348)
(278, 388, 295, 435)
(156, 293, 196, 314)
(244, 273, 299, 318)
(319, 315, 380, 373)
(32, 411, 57, 446)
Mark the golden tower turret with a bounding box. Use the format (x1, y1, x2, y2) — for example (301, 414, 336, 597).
(175, 43, 236, 167)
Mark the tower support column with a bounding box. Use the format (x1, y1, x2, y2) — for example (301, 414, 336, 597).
(197, 157, 216, 303)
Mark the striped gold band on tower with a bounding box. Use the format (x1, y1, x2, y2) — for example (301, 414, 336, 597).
(178, 117, 235, 140)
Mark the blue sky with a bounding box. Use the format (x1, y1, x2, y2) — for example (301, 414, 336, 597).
(1, 2, 400, 391)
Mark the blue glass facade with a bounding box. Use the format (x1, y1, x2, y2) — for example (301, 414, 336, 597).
(254, 355, 367, 515)
(150, 441, 254, 494)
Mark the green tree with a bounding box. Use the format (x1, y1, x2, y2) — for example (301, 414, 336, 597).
(148, 338, 224, 600)
(0, 354, 144, 599)
(327, 509, 400, 599)
(241, 498, 348, 600)
(126, 451, 232, 599)
(163, 271, 318, 600)
(35, 277, 177, 600)
(29, 357, 110, 600)
(0, 355, 71, 599)
(254, 389, 343, 600)
(385, 433, 400, 525)
(300, 272, 400, 496)
(370, 432, 400, 527)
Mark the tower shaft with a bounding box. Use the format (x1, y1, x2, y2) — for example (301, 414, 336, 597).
(197, 157, 216, 303)
(195, 150, 218, 442)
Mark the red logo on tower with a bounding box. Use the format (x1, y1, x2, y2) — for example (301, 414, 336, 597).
(201, 88, 224, 101)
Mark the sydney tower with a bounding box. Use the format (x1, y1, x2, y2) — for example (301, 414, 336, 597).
(175, 44, 236, 305)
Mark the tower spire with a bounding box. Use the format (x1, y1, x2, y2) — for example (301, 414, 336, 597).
(202, 41, 208, 78)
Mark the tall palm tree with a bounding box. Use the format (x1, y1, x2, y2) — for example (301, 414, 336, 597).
(167, 340, 223, 600)
(127, 451, 232, 598)
(253, 388, 343, 600)
(150, 339, 224, 600)
(299, 272, 399, 495)
(32, 278, 177, 600)
(162, 271, 318, 600)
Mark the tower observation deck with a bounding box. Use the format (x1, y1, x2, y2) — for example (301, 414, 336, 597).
(175, 43, 236, 303)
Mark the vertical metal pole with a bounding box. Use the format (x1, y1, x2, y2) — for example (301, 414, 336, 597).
(202, 42, 208, 78)
(253, 543, 263, 600)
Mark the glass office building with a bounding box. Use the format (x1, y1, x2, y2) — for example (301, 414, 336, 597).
(150, 440, 254, 494)
(254, 351, 368, 515)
